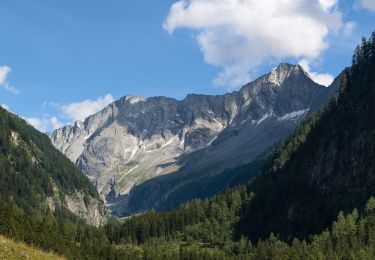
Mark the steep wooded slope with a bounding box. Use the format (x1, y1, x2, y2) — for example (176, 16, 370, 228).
(237, 35, 375, 241)
(0, 107, 105, 225)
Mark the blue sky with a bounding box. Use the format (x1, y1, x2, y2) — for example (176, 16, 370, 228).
(0, 0, 374, 131)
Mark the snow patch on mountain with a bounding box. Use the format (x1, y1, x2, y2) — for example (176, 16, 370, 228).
(277, 109, 310, 121)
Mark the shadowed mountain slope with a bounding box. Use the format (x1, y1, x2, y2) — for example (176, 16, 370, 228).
(51, 63, 340, 216)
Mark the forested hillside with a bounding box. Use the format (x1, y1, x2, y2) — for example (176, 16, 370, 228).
(0, 108, 104, 223)
(0, 32, 375, 259)
(2, 185, 375, 259)
(102, 30, 375, 258)
(237, 33, 375, 241)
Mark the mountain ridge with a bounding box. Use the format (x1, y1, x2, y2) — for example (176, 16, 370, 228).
(2, 30, 375, 260)
(50, 62, 340, 216)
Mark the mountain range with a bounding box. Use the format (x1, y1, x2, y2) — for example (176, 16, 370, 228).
(1, 33, 375, 259)
(50, 63, 340, 216)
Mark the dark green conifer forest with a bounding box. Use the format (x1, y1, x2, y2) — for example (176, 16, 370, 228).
(0, 31, 375, 259)
(0, 107, 98, 212)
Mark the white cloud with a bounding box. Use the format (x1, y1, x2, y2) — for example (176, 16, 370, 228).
(2, 82, 20, 95)
(319, 0, 338, 11)
(42, 101, 60, 108)
(61, 94, 114, 122)
(25, 116, 64, 132)
(26, 93, 115, 133)
(164, 0, 346, 88)
(26, 117, 50, 132)
(0, 66, 10, 85)
(299, 59, 334, 86)
(342, 21, 357, 37)
(0, 65, 20, 94)
(359, 0, 375, 11)
(50, 116, 64, 130)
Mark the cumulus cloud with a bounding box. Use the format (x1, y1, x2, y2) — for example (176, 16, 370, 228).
(299, 59, 334, 86)
(26, 93, 115, 133)
(61, 94, 114, 122)
(318, 0, 338, 11)
(26, 117, 50, 132)
(50, 116, 64, 130)
(25, 116, 64, 132)
(164, 0, 346, 88)
(358, 0, 375, 11)
(0, 66, 20, 95)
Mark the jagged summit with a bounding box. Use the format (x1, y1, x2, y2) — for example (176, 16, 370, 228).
(275, 62, 304, 72)
(74, 120, 84, 129)
(120, 95, 148, 104)
(53, 63, 308, 133)
(50, 64, 340, 216)
(266, 63, 307, 86)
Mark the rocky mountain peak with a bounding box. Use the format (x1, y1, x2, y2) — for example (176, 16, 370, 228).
(50, 63, 340, 215)
(121, 95, 147, 104)
(74, 120, 84, 129)
(267, 63, 307, 86)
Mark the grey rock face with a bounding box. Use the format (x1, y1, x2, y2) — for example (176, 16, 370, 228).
(50, 63, 339, 215)
(64, 192, 106, 226)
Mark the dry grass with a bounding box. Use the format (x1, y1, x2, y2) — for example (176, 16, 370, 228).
(0, 235, 65, 260)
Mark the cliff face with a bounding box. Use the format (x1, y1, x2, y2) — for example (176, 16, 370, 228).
(50, 63, 339, 216)
(46, 186, 106, 226)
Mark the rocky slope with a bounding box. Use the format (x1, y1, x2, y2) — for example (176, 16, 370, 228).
(50, 63, 339, 216)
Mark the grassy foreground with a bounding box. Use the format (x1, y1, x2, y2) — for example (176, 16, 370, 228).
(0, 235, 64, 260)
